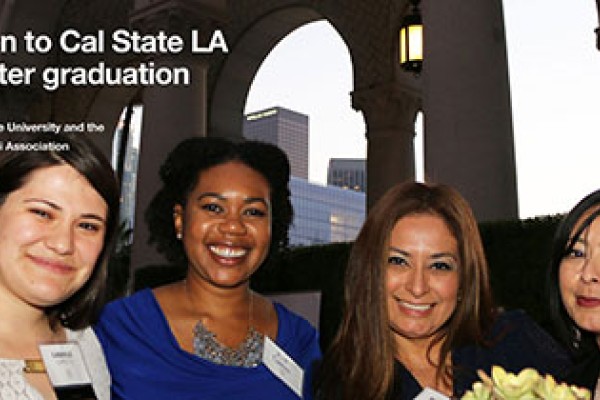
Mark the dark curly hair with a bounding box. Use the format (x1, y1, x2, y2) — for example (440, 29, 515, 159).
(145, 137, 293, 267)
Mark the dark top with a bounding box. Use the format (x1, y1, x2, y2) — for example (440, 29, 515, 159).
(564, 349, 600, 393)
(392, 310, 571, 399)
(95, 288, 322, 400)
(316, 310, 571, 399)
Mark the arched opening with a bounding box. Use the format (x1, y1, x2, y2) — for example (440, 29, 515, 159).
(243, 20, 367, 246)
(209, 7, 323, 140)
(244, 21, 365, 185)
(111, 104, 143, 231)
(414, 111, 424, 182)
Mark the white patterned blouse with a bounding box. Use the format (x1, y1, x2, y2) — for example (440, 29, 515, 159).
(0, 327, 110, 400)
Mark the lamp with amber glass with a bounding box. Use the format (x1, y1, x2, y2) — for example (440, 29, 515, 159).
(399, 0, 423, 73)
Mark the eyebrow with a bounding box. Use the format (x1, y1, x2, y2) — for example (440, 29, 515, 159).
(388, 247, 409, 256)
(196, 192, 269, 206)
(388, 246, 458, 260)
(24, 198, 106, 223)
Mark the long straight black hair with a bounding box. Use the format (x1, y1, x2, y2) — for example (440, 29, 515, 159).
(547, 188, 600, 358)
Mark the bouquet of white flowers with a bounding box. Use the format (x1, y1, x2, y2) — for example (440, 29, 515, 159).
(461, 366, 591, 400)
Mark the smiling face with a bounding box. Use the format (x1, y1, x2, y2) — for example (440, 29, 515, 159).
(0, 164, 108, 309)
(386, 213, 460, 345)
(559, 209, 600, 337)
(174, 161, 272, 289)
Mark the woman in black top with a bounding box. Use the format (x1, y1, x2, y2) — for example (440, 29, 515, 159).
(315, 182, 570, 400)
(548, 188, 600, 395)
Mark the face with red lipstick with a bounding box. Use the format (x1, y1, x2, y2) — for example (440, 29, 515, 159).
(559, 210, 600, 336)
(386, 213, 460, 343)
(173, 161, 272, 289)
(0, 164, 108, 308)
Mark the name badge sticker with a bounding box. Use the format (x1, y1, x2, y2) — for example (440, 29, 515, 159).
(38, 343, 92, 387)
(413, 387, 450, 400)
(262, 336, 304, 398)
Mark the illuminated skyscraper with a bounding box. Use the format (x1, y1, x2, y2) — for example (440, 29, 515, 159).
(243, 106, 309, 179)
(244, 106, 365, 246)
(327, 158, 366, 192)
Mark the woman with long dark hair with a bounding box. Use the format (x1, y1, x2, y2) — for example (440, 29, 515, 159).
(0, 133, 119, 399)
(547, 188, 600, 395)
(315, 181, 569, 399)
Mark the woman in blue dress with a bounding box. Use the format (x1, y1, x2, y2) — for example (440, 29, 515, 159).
(95, 137, 321, 399)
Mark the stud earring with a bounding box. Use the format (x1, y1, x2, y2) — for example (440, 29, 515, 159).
(176, 232, 183, 240)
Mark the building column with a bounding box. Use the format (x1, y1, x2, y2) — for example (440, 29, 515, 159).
(422, 0, 518, 221)
(595, 0, 600, 50)
(352, 83, 422, 209)
(129, 1, 226, 270)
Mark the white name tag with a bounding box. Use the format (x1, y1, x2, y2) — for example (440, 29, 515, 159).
(39, 343, 92, 387)
(262, 336, 304, 398)
(414, 387, 450, 400)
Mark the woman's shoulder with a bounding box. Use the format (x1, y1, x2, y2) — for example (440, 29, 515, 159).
(453, 310, 572, 396)
(484, 309, 571, 374)
(271, 301, 321, 364)
(490, 308, 533, 328)
(457, 310, 569, 366)
(100, 288, 156, 315)
(488, 309, 559, 347)
(564, 350, 600, 390)
(94, 288, 177, 363)
(273, 301, 318, 337)
(95, 288, 163, 334)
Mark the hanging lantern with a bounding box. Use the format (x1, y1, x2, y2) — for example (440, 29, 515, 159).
(399, 0, 423, 73)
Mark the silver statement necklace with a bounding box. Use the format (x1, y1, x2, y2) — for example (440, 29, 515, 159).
(192, 322, 264, 367)
(189, 287, 264, 368)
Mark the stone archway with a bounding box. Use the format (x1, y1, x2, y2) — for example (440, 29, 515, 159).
(209, 6, 324, 142)
(2, 0, 520, 269)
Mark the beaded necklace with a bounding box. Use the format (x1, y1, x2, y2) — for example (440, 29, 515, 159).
(192, 322, 264, 367)
(186, 283, 264, 367)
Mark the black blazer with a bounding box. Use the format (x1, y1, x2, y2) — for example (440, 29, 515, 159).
(565, 351, 600, 392)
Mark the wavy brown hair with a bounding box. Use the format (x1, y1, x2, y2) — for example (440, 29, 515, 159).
(315, 181, 494, 399)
